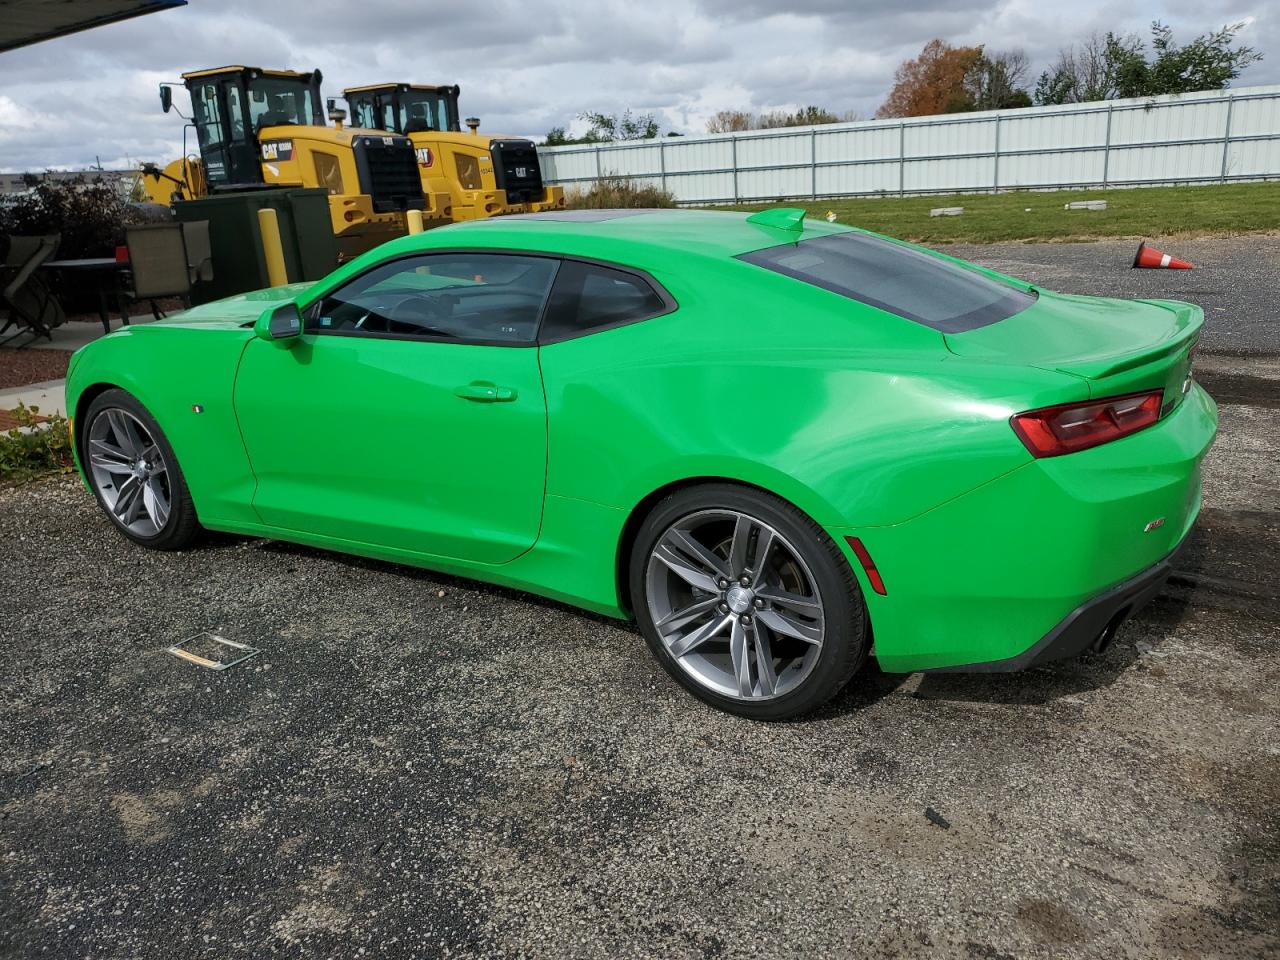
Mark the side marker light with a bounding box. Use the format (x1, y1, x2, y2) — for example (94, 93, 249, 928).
(845, 536, 887, 596)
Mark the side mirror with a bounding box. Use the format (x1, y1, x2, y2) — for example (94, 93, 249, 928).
(160, 85, 173, 114)
(255, 303, 303, 344)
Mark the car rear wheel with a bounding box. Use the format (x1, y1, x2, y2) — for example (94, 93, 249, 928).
(83, 389, 200, 550)
(630, 484, 868, 720)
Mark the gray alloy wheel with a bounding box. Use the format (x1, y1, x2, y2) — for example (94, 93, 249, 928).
(644, 509, 826, 701)
(86, 407, 173, 537)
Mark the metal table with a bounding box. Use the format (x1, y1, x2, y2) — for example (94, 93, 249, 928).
(41, 258, 130, 333)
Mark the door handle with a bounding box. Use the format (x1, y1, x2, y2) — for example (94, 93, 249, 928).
(454, 381, 518, 403)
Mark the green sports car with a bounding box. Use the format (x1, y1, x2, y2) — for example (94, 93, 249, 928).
(66, 208, 1216, 719)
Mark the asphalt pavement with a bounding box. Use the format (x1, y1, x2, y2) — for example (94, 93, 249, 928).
(1, 238, 1278, 959)
(941, 235, 1280, 356)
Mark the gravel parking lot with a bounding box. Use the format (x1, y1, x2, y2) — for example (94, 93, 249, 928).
(2, 241, 1278, 959)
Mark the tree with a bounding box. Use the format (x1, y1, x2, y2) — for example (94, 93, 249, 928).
(877, 39, 983, 118)
(1034, 22, 1261, 105)
(1108, 31, 1157, 99)
(543, 110, 660, 145)
(579, 110, 660, 141)
(1126, 21, 1261, 97)
(759, 106, 851, 127)
(1033, 65, 1077, 106)
(706, 105, 857, 133)
(706, 110, 753, 133)
(1034, 32, 1137, 105)
(963, 50, 1032, 111)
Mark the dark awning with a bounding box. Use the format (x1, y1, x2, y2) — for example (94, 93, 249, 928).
(0, 0, 187, 54)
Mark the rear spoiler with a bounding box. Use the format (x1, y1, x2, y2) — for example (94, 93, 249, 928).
(1043, 300, 1202, 380)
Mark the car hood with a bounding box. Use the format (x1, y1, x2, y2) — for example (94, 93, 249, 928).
(139, 282, 316, 331)
(943, 290, 1202, 381)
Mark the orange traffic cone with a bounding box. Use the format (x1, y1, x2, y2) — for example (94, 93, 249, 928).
(1133, 242, 1193, 270)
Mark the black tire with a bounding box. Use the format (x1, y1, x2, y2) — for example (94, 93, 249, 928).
(82, 388, 201, 550)
(630, 483, 868, 720)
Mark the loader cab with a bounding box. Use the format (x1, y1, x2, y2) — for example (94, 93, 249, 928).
(181, 66, 325, 189)
(345, 83, 462, 136)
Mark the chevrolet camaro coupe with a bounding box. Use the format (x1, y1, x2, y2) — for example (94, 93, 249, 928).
(66, 208, 1217, 719)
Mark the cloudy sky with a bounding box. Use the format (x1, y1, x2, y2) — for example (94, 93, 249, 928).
(0, 0, 1275, 172)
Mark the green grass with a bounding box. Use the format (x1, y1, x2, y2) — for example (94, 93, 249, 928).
(724, 182, 1280, 244)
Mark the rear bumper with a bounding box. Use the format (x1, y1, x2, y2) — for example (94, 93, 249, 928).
(924, 533, 1187, 672)
(834, 381, 1217, 673)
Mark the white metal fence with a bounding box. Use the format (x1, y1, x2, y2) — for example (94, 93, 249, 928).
(537, 85, 1280, 204)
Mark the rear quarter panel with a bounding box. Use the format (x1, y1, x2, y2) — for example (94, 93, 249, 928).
(538, 257, 1086, 528)
(67, 325, 259, 526)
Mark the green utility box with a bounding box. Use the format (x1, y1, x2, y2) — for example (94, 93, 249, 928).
(173, 188, 337, 304)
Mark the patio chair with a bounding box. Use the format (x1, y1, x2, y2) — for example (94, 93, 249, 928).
(124, 223, 191, 321)
(181, 219, 214, 286)
(0, 234, 64, 347)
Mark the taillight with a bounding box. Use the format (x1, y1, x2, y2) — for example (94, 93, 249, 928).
(1010, 390, 1164, 458)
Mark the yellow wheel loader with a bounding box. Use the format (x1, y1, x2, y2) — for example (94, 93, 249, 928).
(142, 67, 449, 258)
(342, 83, 565, 222)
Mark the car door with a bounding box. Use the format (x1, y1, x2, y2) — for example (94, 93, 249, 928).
(233, 250, 558, 564)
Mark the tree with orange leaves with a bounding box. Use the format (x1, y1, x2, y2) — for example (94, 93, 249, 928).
(877, 40, 984, 118)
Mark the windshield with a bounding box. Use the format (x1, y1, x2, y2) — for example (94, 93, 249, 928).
(345, 89, 456, 133)
(246, 77, 320, 131)
(739, 231, 1036, 333)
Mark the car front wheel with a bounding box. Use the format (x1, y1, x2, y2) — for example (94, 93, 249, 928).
(630, 484, 868, 720)
(82, 388, 200, 550)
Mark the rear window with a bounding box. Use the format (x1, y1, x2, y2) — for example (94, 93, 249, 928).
(739, 232, 1036, 333)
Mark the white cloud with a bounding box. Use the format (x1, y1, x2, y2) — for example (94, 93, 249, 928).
(0, 0, 1274, 171)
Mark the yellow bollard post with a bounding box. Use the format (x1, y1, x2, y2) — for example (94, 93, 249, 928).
(256, 207, 289, 287)
(406, 209, 425, 235)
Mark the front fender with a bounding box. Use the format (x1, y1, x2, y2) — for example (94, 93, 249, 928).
(67, 326, 259, 526)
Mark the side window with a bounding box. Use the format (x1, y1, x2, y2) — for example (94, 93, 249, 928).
(192, 83, 224, 148)
(350, 97, 376, 129)
(227, 86, 246, 140)
(305, 253, 558, 344)
(540, 261, 670, 342)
